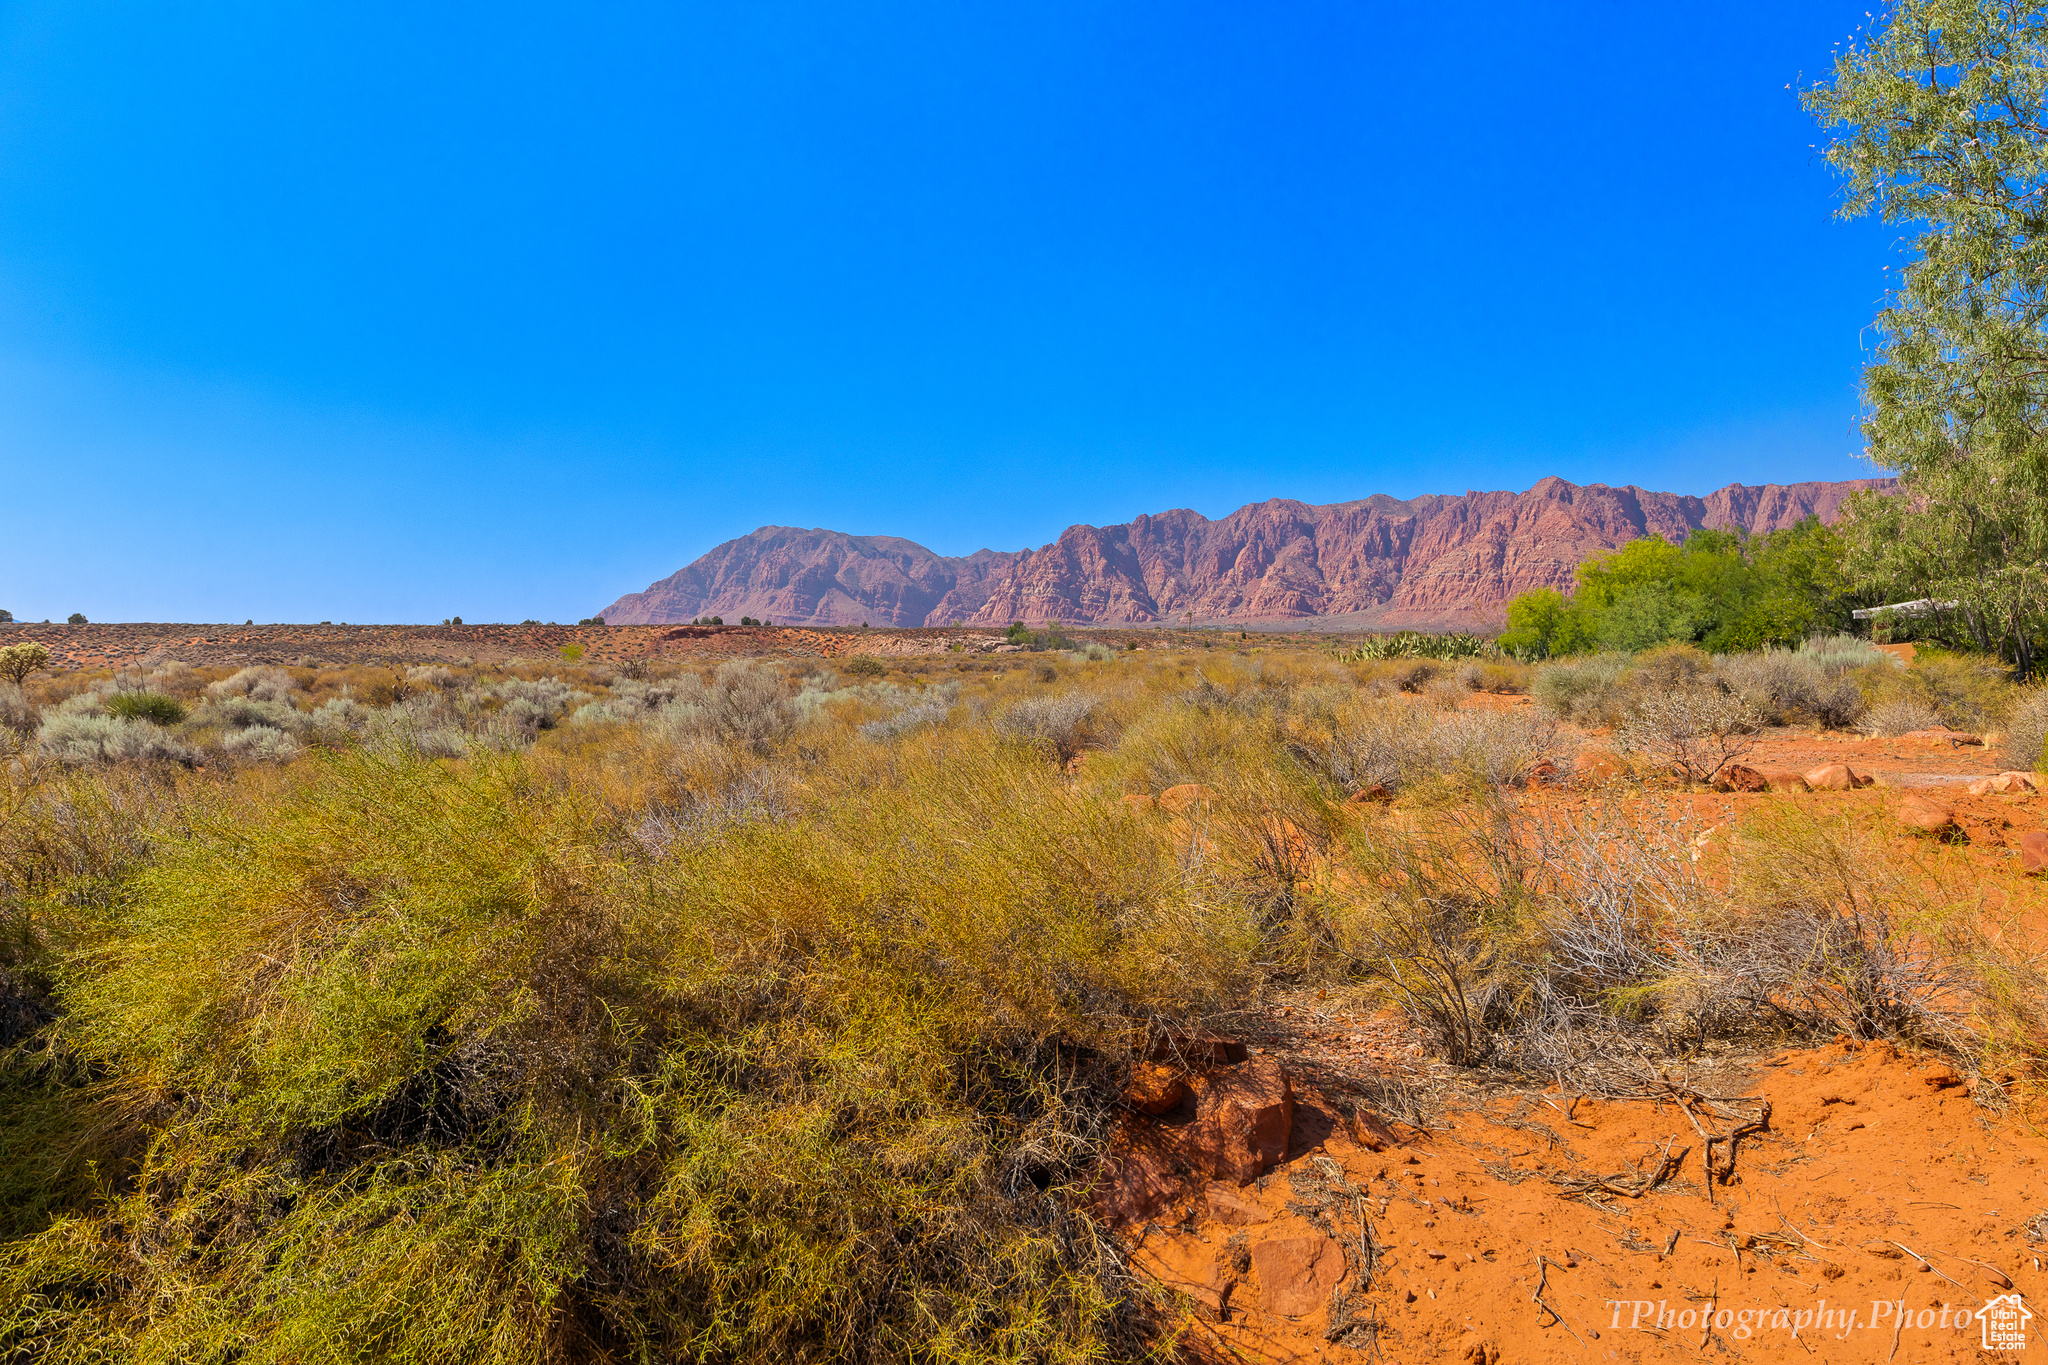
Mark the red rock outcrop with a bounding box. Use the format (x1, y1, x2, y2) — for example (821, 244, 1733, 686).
(601, 476, 1891, 629)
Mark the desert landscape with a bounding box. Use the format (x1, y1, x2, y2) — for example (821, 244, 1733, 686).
(9, 1, 2048, 1361)
(2, 619, 2044, 1363)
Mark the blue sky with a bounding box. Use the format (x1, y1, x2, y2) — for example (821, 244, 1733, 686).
(2, 1, 1893, 624)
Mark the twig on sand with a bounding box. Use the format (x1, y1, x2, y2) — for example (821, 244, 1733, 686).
(1889, 1241, 1965, 1289)
(1531, 1255, 1584, 1344)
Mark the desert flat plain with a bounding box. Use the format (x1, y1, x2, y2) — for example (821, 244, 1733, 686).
(2, 628, 2043, 1365)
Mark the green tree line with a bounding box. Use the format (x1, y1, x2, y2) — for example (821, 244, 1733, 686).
(1498, 517, 1848, 659)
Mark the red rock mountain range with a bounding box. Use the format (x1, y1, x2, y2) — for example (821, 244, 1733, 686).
(599, 476, 1891, 631)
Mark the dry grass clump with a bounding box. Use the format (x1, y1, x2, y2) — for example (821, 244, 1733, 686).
(1855, 650, 2014, 733)
(1612, 687, 1761, 785)
(1858, 697, 1946, 737)
(1998, 687, 2048, 773)
(1530, 653, 1632, 725)
(1321, 799, 2033, 1077)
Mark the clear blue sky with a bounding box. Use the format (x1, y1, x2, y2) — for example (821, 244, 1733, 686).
(2, 1, 1893, 624)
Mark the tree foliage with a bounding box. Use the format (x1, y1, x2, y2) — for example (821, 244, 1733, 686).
(1807, 0, 2048, 673)
(1497, 521, 1848, 658)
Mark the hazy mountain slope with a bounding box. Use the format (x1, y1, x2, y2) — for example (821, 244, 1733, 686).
(598, 476, 1891, 629)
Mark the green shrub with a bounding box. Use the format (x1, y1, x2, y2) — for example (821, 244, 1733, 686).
(103, 691, 186, 726)
(0, 739, 1250, 1362)
(65, 614, 85, 626)
(845, 655, 885, 678)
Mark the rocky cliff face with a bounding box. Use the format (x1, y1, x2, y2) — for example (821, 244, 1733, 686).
(599, 476, 1891, 629)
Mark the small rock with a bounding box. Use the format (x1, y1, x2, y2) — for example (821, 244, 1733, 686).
(1203, 1182, 1273, 1226)
(1349, 1108, 1403, 1153)
(2022, 829, 2048, 874)
(1762, 770, 1811, 793)
(1249, 1234, 1346, 1317)
(1922, 1067, 1965, 1091)
(1862, 1241, 1904, 1260)
(1967, 771, 2040, 796)
(1347, 782, 1393, 803)
(1125, 1063, 1189, 1116)
(1525, 758, 1561, 784)
(1898, 794, 1958, 834)
(1120, 793, 1158, 812)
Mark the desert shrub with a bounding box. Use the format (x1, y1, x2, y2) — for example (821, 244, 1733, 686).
(1713, 650, 1866, 729)
(1423, 677, 1467, 711)
(103, 691, 186, 727)
(0, 643, 50, 688)
(0, 737, 1253, 1363)
(305, 698, 373, 746)
(1858, 651, 2015, 732)
(845, 655, 886, 678)
(35, 714, 196, 766)
(1387, 659, 1438, 693)
(859, 695, 952, 743)
(558, 643, 585, 662)
(1531, 654, 1630, 725)
(206, 666, 299, 703)
(65, 613, 84, 626)
(1294, 698, 1562, 796)
(1798, 632, 1894, 671)
(1717, 807, 1978, 1050)
(1071, 643, 1116, 663)
(1325, 803, 1539, 1065)
(1858, 697, 1945, 736)
(1631, 641, 1710, 690)
(0, 685, 35, 737)
(1613, 687, 1761, 784)
(403, 665, 457, 691)
(192, 695, 305, 734)
(220, 725, 304, 762)
(2002, 688, 2048, 773)
(489, 677, 593, 736)
(994, 693, 1098, 764)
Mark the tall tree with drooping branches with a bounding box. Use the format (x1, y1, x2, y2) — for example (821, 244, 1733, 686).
(1808, 0, 2048, 673)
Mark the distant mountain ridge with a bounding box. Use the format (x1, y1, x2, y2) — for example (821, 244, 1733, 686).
(599, 476, 1892, 631)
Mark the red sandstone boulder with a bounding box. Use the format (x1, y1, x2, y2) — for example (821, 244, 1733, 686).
(1249, 1234, 1347, 1317)
(1718, 764, 1769, 793)
(1804, 763, 1872, 791)
(1898, 794, 1959, 835)
(1125, 1063, 1189, 1116)
(1203, 1182, 1274, 1226)
(1188, 1057, 1296, 1184)
(2021, 830, 2048, 875)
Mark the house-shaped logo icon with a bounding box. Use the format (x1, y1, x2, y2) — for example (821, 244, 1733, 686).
(1976, 1293, 2031, 1353)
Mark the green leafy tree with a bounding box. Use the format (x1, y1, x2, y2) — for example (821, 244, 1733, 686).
(1807, 0, 2048, 673)
(1497, 521, 1849, 657)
